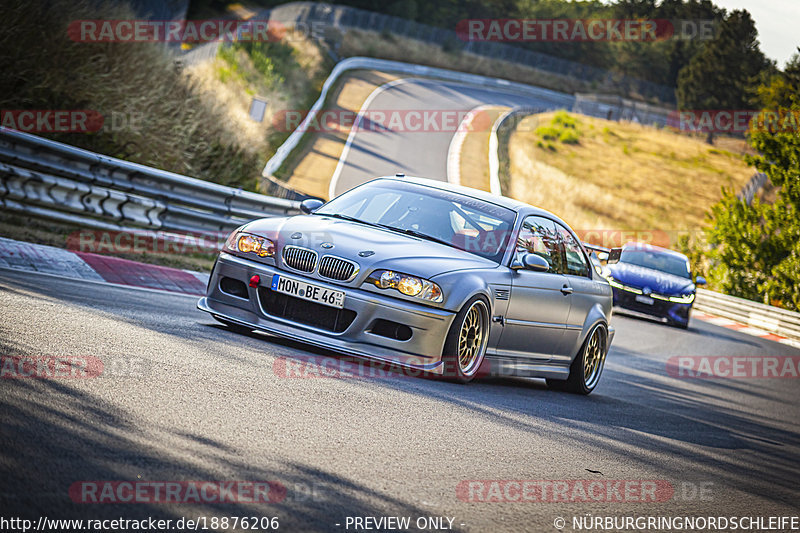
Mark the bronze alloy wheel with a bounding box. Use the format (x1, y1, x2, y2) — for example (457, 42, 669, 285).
(583, 324, 607, 390)
(456, 300, 489, 377)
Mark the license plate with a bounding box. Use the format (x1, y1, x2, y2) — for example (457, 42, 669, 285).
(635, 295, 654, 305)
(271, 274, 345, 309)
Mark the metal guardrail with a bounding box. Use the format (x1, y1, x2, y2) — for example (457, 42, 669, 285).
(573, 93, 673, 127)
(737, 172, 769, 205)
(695, 288, 800, 342)
(0, 128, 301, 234)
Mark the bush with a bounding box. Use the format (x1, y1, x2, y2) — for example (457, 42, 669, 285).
(535, 112, 582, 145)
(0, 0, 264, 190)
(535, 126, 561, 141)
(559, 129, 580, 144)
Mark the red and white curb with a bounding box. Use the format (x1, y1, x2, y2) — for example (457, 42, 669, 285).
(0, 237, 208, 295)
(692, 311, 800, 349)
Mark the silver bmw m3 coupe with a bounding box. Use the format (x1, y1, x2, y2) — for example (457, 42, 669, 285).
(198, 176, 615, 393)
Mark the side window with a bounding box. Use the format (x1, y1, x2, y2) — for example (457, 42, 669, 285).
(556, 223, 590, 278)
(516, 216, 564, 274)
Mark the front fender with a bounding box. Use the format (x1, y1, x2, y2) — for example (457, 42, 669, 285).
(432, 270, 495, 312)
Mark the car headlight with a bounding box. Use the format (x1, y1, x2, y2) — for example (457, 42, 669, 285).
(224, 231, 275, 258)
(605, 276, 643, 294)
(366, 270, 443, 303)
(668, 293, 695, 304)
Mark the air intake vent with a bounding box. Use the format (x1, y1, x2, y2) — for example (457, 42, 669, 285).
(282, 246, 317, 272)
(319, 255, 358, 281)
(494, 288, 510, 300)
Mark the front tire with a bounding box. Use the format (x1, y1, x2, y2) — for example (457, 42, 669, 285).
(547, 323, 608, 395)
(441, 296, 490, 383)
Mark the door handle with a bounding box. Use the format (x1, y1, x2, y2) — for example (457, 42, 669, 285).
(560, 284, 574, 295)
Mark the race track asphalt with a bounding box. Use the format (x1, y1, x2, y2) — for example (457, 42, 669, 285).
(2, 268, 799, 531)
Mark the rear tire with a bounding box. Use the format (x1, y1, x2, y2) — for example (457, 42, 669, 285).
(547, 323, 607, 395)
(440, 296, 490, 384)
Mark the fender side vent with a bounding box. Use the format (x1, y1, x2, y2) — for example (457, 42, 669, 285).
(494, 288, 510, 300)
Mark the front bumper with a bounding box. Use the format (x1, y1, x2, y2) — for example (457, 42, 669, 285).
(198, 253, 456, 374)
(612, 287, 691, 325)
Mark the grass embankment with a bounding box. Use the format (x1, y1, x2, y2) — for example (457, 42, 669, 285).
(0, 0, 331, 270)
(186, 36, 332, 190)
(506, 111, 754, 246)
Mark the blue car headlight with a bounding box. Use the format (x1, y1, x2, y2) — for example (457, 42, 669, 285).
(366, 270, 443, 303)
(605, 276, 643, 294)
(667, 293, 695, 304)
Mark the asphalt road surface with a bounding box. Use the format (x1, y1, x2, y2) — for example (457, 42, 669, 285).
(2, 268, 800, 532)
(331, 78, 570, 196)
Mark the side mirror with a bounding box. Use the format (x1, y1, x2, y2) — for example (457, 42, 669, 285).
(522, 253, 550, 272)
(695, 276, 706, 286)
(300, 198, 324, 214)
(607, 248, 622, 264)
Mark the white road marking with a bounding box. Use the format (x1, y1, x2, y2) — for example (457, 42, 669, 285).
(328, 78, 413, 199)
(445, 104, 495, 186)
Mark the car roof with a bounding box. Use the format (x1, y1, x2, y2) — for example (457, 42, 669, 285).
(371, 175, 568, 223)
(622, 241, 689, 260)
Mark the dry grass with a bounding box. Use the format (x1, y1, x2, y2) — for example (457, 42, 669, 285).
(0, 0, 268, 190)
(508, 112, 754, 242)
(458, 106, 509, 192)
(0, 0, 332, 192)
(278, 70, 399, 199)
(0, 0, 330, 263)
(184, 33, 330, 162)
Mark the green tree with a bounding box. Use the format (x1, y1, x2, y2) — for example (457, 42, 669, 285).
(704, 62, 800, 310)
(676, 9, 772, 143)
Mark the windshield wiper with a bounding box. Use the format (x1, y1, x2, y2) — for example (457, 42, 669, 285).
(376, 225, 455, 248)
(315, 213, 379, 227)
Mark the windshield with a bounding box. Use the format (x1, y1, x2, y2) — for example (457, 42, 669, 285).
(315, 180, 516, 262)
(619, 249, 691, 279)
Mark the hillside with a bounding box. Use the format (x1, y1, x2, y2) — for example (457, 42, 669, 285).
(506, 111, 755, 248)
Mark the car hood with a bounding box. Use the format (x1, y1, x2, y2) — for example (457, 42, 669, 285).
(606, 262, 694, 296)
(241, 215, 497, 280)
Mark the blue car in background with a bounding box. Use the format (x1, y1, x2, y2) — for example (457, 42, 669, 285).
(604, 242, 705, 329)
